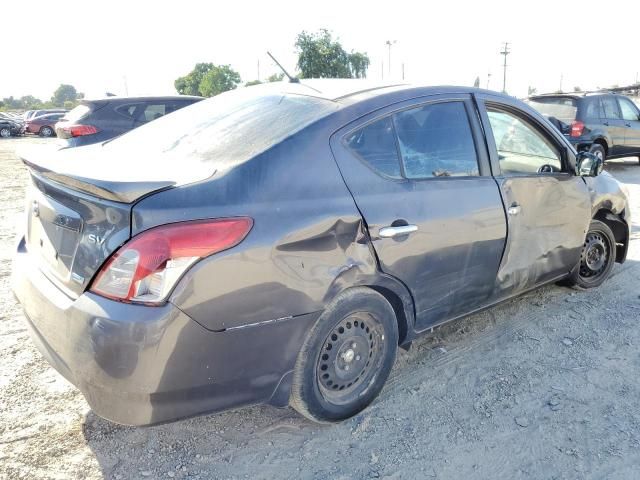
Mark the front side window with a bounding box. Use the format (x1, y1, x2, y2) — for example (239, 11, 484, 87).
(394, 102, 479, 178)
(487, 107, 562, 175)
(618, 98, 639, 122)
(601, 97, 621, 119)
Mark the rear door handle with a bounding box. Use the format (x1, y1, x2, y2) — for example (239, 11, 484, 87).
(379, 224, 418, 238)
(507, 203, 521, 216)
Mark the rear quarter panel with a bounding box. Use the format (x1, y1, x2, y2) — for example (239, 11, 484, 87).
(131, 117, 384, 332)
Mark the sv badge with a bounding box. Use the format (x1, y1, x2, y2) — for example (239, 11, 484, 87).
(86, 234, 105, 246)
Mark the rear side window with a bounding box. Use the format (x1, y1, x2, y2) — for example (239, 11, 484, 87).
(584, 98, 603, 118)
(601, 97, 621, 119)
(141, 104, 166, 122)
(394, 102, 478, 178)
(345, 101, 479, 179)
(345, 117, 401, 178)
(618, 98, 639, 121)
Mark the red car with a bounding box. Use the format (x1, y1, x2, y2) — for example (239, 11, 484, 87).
(24, 112, 67, 137)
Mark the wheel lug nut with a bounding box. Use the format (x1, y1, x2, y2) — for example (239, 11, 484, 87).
(345, 365, 350, 371)
(356, 355, 361, 361)
(351, 342, 357, 349)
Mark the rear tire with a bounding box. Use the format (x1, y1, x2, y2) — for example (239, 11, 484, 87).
(39, 126, 53, 137)
(564, 220, 616, 289)
(0, 127, 11, 138)
(290, 287, 398, 423)
(589, 143, 606, 163)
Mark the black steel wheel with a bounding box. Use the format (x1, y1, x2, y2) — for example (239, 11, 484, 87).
(564, 220, 616, 289)
(589, 143, 606, 163)
(290, 287, 398, 423)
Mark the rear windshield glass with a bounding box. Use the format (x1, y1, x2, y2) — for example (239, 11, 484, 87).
(64, 104, 91, 123)
(526, 97, 577, 123)
(102, 88, 338, 183)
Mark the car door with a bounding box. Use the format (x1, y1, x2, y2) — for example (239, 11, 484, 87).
(476, 94, 592, 298)
(617, 96, 640, 154)
(600, 96, 627, 156)
(331, 94, 507, 331)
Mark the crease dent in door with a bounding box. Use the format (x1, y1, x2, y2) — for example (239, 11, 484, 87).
(494, 176, 589, 295)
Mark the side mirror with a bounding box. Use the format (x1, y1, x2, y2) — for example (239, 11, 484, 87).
(576, 151, 603, 177)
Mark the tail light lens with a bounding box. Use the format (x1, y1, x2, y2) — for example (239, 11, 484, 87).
(90, 218, 253, 304)
(59, 124, 99, 138)
(570, 121, 585, 137)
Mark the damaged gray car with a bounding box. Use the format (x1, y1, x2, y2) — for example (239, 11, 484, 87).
(12, 81, 630, 426)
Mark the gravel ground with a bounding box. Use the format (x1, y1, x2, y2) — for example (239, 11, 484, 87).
(1, 136, 639, 480)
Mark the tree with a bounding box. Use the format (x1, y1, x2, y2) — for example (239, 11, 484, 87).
(528, 86, 537, 96)
(198, 65, 241, 97)
(267, 73, 285, 82)
(574, 86, 582, 92)
(348, 52, 370, 79)
(295, 29, 369, 79)
(473, 76, 480, 88)
(245, 80, 262, 87)
(51, 84, 77, 106)
(175, 63, 215, 96)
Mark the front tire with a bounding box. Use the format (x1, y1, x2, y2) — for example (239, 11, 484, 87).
(0, 127, 11, 138)
(290, 287, 398, 423)
(39, 126, 54, 137)
(564, 220, 616, 289)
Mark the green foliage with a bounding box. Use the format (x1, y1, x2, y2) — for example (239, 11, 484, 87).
(295, 29, 370, 79)
(175, 63, 214, 96)
(198, 65, 241, 97)
(267, 73, 285, 82)
(175, 63, 241, 97)
(245, 80, 262, 87)
(51, 84, 77, 106)
(473, 76, 480, 88)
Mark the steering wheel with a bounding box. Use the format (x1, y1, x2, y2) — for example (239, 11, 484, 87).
(538, 164, 557, 173)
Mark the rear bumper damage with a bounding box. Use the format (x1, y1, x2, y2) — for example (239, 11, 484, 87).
(12, 237, 317, 425)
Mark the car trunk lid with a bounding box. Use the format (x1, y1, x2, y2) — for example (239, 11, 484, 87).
(21, 145, 176, 299)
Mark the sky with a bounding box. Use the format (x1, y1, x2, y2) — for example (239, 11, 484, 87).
(3, 0, 639, 101)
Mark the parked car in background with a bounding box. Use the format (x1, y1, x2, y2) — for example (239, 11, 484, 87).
(55, 95, 204, 148)
(13, 82, 629, 427)
(24, 109, 67, 121)
(527, 93, 640, 164)
(0, 117, 23, 138)
(24, 112, 67, 137)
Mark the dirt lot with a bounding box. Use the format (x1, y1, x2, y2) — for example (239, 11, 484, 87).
(1, 136, 639, 480)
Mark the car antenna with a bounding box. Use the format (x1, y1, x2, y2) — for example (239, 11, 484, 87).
(267, 51, 299, 83)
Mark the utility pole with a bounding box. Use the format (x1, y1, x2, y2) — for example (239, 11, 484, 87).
(402, 63, 405, 80)
(487, 72, 492, 90)
(500, 42, 510, 94)
(559, 73, 563, 92)
(257, 59, 260, 81)
(381, 61, 384, 80)
(385, 40, 396, 77)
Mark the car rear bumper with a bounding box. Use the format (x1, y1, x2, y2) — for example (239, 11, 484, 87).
(12, 237, 318, 425)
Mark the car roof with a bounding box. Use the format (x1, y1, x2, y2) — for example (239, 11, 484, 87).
(239, 79, 510, 105)
(83, 95, 204, 105)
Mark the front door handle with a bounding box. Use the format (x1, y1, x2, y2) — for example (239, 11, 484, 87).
(603, 121, 609, 126)
(379, 224, 419, 238)
(507, 203, 521, 216)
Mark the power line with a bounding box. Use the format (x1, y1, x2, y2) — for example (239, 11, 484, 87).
(500, 42, 510, 94)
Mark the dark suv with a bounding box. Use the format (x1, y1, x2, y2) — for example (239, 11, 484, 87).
(527, 93, 640, 164)
(55, 95, 203, 148)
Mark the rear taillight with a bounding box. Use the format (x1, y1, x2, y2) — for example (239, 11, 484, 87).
(60, 124, 99, 138)
(570, 120, 585, 137)
(90, 218, 253, 304)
